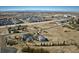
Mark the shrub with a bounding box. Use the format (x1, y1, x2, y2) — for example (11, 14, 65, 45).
(7, 40, 18, 46)
(21, 47, 49, 53)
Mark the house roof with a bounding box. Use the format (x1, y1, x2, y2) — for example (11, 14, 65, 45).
(38, 35, 48, 41)
(23, 34, 33, 41)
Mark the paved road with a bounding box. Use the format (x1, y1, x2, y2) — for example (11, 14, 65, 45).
(0, 20, 56, 28)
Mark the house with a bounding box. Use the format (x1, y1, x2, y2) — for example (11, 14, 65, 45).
(38, 35, 48, 42)
(22, 34, 33, 42)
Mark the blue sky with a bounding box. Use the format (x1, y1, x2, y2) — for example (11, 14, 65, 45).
(0, 6, 79, 12)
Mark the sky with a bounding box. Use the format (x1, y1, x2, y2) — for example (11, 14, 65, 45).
(0, 6, 79, 12)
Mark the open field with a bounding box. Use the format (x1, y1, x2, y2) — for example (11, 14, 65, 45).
(4, 21, 79, 53)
